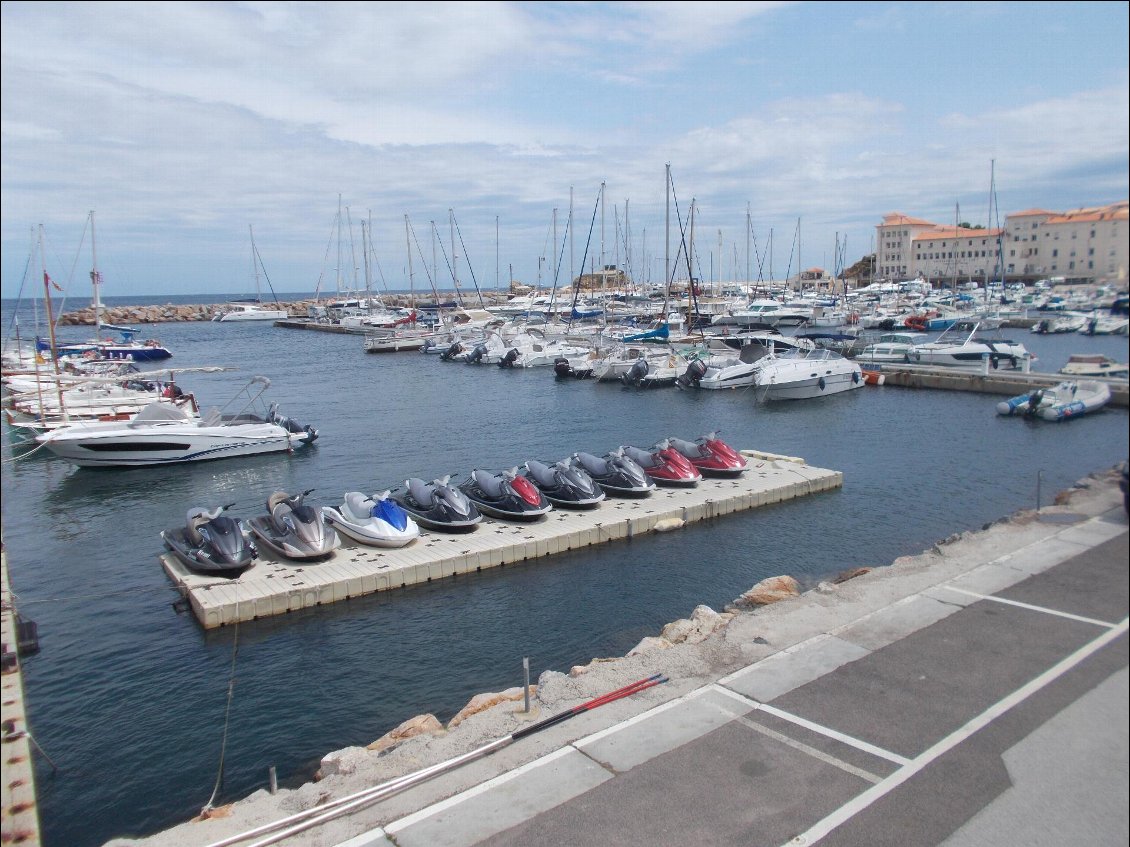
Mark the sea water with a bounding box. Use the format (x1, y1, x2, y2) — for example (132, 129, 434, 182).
(1, 298, 1127, 847)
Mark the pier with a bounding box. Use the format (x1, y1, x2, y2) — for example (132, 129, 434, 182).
(1, 546, 41, 847)
(863, 361, 1129, 408)
(161, 452, 842, 629)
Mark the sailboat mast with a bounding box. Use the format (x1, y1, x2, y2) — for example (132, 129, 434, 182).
(90, 210, 103, 338)
(249, 224, 262, 303)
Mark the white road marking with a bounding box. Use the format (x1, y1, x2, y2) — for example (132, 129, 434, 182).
(782, 618, 1129, 846)
(939, 586, 1119, 628)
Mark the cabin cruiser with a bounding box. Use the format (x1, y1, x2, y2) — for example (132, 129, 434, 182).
(906, 321, 1031, 370)
(754, 349, 864, 401)
(711, 300, 811, 329)
(34, 376, 317, 467)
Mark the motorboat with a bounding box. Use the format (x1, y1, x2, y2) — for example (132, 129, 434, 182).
(620, 349, 690, 388)
(1058, 354, 1129, 379)
(458, 468, 553, 521)
(569, 449, 656, 497)
(663, 433, 747, 478)
(711, 300, 811, 329)
(521, 459, 606, 509)
(321, 491, 421, 548)
(248, 489, 340, 560)
(853, 333, 920, 364)
(997, 380, 1112, 421)
(677, 344, 770, 390)
(213, 303, 288, 322)
(755, 349, 864, 401)
(906, 321, 1030, 370)
(34, 376, 317, 467)
(1080, 315, 1129, 336)
(621, 444, 701, 487)
(39, 325, 172, 362)
(160, 503, 258, 577)
(390, 476, 483, 532)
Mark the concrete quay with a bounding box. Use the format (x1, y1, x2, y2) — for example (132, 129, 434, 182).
(1, 545, 41, 847)
(163, 453, 841, 630)
(117, 466, 1128, 847)
(865, 361, 1129, 408)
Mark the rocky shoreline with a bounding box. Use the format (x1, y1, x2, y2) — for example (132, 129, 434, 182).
(105, 467, 1124, 847)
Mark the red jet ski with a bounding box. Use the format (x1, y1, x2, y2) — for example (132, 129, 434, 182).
(621, 443, 702, 488)
(662, 432, 747, 478)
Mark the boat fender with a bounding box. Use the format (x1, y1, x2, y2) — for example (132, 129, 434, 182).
(818, 377, 826, 391)
(851, 370, 860, 384)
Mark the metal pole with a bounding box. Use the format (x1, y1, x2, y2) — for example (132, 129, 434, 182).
(269, 766, 278, 795)
(1036, 469, 1043, 512)
(523, 657, 530, 713)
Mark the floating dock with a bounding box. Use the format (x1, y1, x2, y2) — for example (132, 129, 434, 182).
(162, 452, 842, 629)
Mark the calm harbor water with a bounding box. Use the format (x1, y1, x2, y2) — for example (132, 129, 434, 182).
(2, 295, 1128, 847)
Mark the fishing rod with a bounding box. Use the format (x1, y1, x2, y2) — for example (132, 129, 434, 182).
(204, 673, 668, 847)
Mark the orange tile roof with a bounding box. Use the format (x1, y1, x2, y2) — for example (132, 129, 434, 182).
(881, 212, 935, 226)
(911, 226, 1005, 242)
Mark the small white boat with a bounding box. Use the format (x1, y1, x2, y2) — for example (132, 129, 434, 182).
(755, 349, 864, 400)
(35, 376, 317, 467)
(213, 303, 288, 322)
(996, 380, 1111, 421)
(1058, 354, 1129, 379)
(853, 332, 920, 364)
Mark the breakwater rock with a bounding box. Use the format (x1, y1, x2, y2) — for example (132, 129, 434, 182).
(54, 301, 322, 326)
(55, 294, 513, 326)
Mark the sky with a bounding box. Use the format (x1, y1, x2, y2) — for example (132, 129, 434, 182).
(2, 1, 1127, 300)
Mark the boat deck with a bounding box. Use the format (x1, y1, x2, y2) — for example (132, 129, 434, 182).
(162, 451, 842, 629)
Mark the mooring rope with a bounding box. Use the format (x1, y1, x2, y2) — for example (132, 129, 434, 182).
(202, 620, 240, 814)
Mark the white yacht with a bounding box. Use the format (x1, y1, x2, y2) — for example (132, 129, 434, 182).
(755, 349, 864, 401)
(907, 321, 1031, 369)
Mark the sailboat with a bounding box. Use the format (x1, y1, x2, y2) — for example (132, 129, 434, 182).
(213, 226, 288, 321)
(37, 212, 173, 361)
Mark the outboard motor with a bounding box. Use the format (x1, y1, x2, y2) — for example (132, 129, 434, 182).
(466, 343, 487, 364)
(440, 341, 463, 361)
(621, 357, 649, 386)
(677, 358, 708, 389)
(499, 348, 520, 368)
(554, 357, 574, 379)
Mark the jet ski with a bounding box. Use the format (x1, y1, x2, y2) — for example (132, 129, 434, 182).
(664, 432, 748, 478)
(621, 443, 702, 488)
(458, 468, 553, 521)
(522, 459, 606, 509)
(248, 489, 340, 560)
(322, 491, 421, 548)
(161, 502, 257, 577)
(568, 449, 655, 498)
(390, 475, 483, 532)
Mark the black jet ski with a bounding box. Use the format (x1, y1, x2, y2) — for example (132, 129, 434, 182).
(247, 489, 340, 560)
(522, 459, 606, 509)
(568, 449, 655, 497)
(161, 503, 257, 577)
(458, 468, 553, 521)
(390, 475, 483, 532)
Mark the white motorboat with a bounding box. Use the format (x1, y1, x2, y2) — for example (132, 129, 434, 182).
(213, 303, 288, 322)
(853, 332, 920, 364)
(906, 321, 1031, 370)
(678, 344, 771, 390)
(755, 349, 864, 401)
(711, 299, 811, 329)
(35, 376, 317, 467)
(1058, 354, 1129, 379)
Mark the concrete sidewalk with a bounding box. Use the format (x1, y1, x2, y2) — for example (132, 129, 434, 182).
(116, 470, 1128, 847)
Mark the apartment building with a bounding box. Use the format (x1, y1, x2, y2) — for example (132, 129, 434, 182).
(875, 200, 1127, 284)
